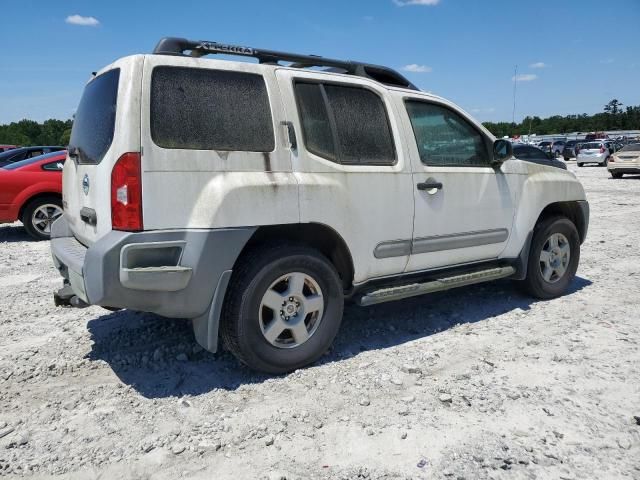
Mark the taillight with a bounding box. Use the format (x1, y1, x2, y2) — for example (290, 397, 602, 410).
(111, 152, 142, 231)
(600, 146, 605, 154)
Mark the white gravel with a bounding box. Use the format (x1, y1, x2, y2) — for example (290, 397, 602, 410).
(1, 164, 639, 479)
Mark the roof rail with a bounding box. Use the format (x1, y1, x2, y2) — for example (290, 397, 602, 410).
(152, 37, 418, 91)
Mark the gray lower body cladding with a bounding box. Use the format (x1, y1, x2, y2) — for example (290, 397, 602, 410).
(50, 215, 255, 319)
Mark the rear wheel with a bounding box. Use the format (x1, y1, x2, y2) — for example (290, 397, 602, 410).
(611, 171, 623, 179)
(602, 156, 610, 167)
(520, 216, 580, 299)
(21, 196, 63, 240)
(221, 244, 344, 374)
(577, 163, 583, 167)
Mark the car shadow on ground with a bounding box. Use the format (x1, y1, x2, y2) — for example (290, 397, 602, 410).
(86, 276, 591, 399)
(0, 224, 32, 243)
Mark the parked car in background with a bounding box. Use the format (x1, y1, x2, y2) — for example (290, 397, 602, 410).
(0, 151, 66, 240)
(577, 141, 611, 167)
(537, 140, 566, 157)
(562, 140, 585, 160)
(0, 145, 18, 153)
(513, 144, 567, 169)
(585, 132, 608, 141)
(608, 143, 640, 178)
(0, 146, 65, 168)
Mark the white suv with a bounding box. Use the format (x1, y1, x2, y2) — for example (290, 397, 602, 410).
(51, 38, 589, 373)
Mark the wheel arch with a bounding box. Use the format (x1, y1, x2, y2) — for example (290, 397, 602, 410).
(18, 192, 62, 221)
(536, 200, 588, 244)
(239, 222, 355, 291)
(512, 200, 588, 281)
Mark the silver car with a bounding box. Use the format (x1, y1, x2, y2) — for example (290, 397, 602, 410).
(577, 141, 612, 167)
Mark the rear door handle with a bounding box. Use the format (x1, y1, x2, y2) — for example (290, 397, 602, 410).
(417, 179, 443, 192)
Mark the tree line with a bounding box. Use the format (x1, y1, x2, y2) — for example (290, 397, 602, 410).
(1, 100, 638, 147)
(482, 100, 640, 138)
(0, 119, 72, 147)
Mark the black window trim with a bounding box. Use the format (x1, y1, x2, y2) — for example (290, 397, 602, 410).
(403, 96, 493, 168)
(292, 78, 398, 167)
(149, 65, 276, 153)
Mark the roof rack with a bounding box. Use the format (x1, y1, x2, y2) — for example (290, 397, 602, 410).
(152, 37, 418, 91)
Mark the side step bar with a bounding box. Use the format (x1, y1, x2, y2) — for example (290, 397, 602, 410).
(357, 266, 515, 307)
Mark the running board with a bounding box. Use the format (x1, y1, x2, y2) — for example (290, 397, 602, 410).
(357, 266, 515, 307)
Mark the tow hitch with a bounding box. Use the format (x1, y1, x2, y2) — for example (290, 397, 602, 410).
(54, 283, 89, 308)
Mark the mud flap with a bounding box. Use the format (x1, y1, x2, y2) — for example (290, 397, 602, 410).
(191, 270, 232, 353)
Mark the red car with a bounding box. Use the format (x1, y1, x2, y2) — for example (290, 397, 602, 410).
(0, 151, 66, 240)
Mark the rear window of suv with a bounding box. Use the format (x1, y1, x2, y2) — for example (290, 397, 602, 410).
(150, 67, 275, 152)
(582, 143, 602, 149)
(69, 69, 120, 164)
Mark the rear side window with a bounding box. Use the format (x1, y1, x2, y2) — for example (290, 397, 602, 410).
(150, 67, 274, 152)
(42, 160, 65, 171)
(294, 82, 395, 165)
(70, 69, 119, 164)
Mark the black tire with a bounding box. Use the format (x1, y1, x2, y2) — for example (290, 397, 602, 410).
(577, 163, 583, 167)
(21, 195, 62, 240)
(220, 243, 344, 374)
(610, 171, 623, 179)
(602, 157, 609, 167)
(520, 216, 580, 300)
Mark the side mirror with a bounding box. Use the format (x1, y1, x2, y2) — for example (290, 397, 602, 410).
(492, 139, 512, 167)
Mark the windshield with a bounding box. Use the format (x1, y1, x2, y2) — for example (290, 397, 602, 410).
(2, 151, 66, 170)
(69, 69, 119, 164)
(539, 142, 551, 146)
(619, 143, 640, 152)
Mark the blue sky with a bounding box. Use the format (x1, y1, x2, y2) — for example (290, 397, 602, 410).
(1, 0, 639, 124)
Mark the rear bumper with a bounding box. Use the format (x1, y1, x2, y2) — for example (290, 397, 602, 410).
(50, 215, 255, 319)
(607, 164, 640, 173)
(577, 154, 607, 163)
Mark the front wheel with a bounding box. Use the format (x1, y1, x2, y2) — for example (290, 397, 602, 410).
(221, 244, 344, 374)
(577, 163, 583, 167)
(610, 171, 623, 179)
(21, 196, 63, 240)
(520, 216, 580, 299)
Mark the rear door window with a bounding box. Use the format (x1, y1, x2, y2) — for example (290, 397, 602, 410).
(294, 82, 396, 165)
(150, 66, 275, 152)
(69, 69, 119, 164)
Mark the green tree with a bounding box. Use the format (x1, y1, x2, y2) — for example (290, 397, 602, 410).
(60, 128, 72, 146)
(604, 99, 623, 115)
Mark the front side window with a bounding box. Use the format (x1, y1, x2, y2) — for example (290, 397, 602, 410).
(405, 101, 489, 167)
(294, 82, 395, 166)
(150, 66, 274, 152)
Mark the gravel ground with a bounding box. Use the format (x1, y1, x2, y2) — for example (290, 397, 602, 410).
(0, 164, 639, 480)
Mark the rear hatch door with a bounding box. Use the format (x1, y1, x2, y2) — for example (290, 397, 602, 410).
(63, 56, 143, 246)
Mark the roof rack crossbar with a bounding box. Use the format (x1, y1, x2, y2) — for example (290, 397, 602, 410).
(152, 37, 418, 90)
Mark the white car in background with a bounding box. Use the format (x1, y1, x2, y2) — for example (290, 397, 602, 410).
(608, 143, 640, 178)
(577, 141, 612, 167)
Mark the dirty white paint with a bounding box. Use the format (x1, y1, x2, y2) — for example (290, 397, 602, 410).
(62, 53, 587, 286)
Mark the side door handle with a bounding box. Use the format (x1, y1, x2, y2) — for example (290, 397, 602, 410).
(417, 179, 443, 193)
